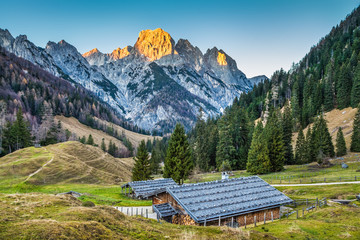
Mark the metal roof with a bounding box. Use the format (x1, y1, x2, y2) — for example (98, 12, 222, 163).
(122, 178, 177, 198)
(153, 203, 178, 218)
(166, 176, 293, 223)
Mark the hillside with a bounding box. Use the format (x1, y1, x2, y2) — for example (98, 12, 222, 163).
(94, 117, 161, 148)
(292, 107, 358, 150)
(0, 141, 132, 185)
(55, 115, 126, 149)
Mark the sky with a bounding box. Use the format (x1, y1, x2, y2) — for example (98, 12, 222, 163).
(1, 0, 359, 77)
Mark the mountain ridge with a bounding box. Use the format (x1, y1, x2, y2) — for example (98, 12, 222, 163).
(0, 27, 268, 132)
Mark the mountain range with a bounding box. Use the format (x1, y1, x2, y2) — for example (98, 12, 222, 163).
(0, 28, 266, 132)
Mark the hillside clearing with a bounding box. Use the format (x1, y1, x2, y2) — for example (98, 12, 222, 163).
(55, 115, 127, 150)
(292, 107, 358, 149)
(0, 142, 132, 186)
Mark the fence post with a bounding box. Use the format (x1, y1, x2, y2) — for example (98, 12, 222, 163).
(141, 208, 143, 217)
(254, 216, 257, 227)
(271, 212, 274, 222)
(355, 176, 357, 181)
(131, 207, 133, 216)
(306, 199, 308, 207)
(146, 209, 148, 218)
(264, 212, 266, 224)
(244, 216, 247, 229)
(218, 216, 221, 226)
(204, 218, 207, 226)
(324, 178, 326, 182)
(232, 217, 234, 228)
(300, 179, 302, 184)
(136, 208, 138, 216)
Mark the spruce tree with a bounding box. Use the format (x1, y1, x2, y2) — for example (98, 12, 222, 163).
(216, 114, 235, 170)
(87, 134, 94, 145)
(265, 110, 285, 172)
(337, 65, 352, 109)
(80, 136, 86, 144)
(336, 127, 347, 156)
(132, 140, 152, 181)
(282, 104, 294, 164)
(295, 128, 306, 164)
(164, 123, 192, 184)
(305, 127, 316, 163)
(101, 138, 106, 152)
(312, 114, 335, 163)
(351, 107, 360, 152)
(108, 140, 115, 156)
(150, 140, 162, 174)
(2, 108, 32, 153)
(351, 65, 360, 107)
(247, 122, 271, 174)
(194, 108, 209, 171)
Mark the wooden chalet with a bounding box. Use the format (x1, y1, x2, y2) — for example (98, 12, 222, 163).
(121, 178, 177, 199)
(152, 176, 293, 226)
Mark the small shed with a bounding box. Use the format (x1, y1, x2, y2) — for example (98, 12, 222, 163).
(152, 176, 292, 226)
(121, 178, 177, 199)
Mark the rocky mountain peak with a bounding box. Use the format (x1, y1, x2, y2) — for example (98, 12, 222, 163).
(83, 48, 101, 58)
(110, 46, 132, 60)
(0, 28, 14, 49)
(217, 51, 227, 66)
(134, 28, 177, 61)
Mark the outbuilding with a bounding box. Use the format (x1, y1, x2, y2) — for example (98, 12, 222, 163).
(152, 176, 292, 226)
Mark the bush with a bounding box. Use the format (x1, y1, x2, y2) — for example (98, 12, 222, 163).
(82, 201, 95, 207)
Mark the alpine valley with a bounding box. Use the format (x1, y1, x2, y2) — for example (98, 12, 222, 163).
(0, 28, 266, 132)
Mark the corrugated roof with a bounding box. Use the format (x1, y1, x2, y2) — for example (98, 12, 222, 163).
(153, 203, 178, 218)
(122, 178, 177, 198)
(166, 176, 292, 223)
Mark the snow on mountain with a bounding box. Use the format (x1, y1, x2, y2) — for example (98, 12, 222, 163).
(0, 27, 266, 132)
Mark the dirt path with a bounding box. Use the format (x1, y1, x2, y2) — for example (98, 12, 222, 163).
(25, 150, 54, 182)
(272, 181, 360, 187)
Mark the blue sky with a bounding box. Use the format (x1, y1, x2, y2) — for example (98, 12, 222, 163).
(1, 0, 359, 77)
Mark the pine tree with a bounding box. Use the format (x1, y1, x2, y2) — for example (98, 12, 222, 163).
(2, 108, 32, 153)
(80, 136, 86, 144)
(101, 138, 106, 152)
(337, 64, 352, 109)
(305, 127, 316, 163)
(87, 134, 94, 145)
(282, 104, 294, 164)
(247, 122, 271, 174)
(164, 123, 192, 184)
(108, 140, 115, 156)
(216, 114, 235, 169)
(194, 108, 209, 171)
(351, 65, 360, 107)
(351, 107, 360, 152)
(312, 114, 335, 163)
(295, 128, 306, 164)
(336, 127, 347, 156)
(150, 140, 162, 174)
(265, 110, 285, 172)
(132, 140, 152, 181)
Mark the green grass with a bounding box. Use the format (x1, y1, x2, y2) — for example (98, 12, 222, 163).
(0, 183, 151, 207)
(185, 152, 360, 184)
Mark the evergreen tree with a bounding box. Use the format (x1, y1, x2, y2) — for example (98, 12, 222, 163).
(336, 127, 347, 156)
(108, 140, 115, 156)
(351, 107, 360, 152)
(164, 123, 192, 184)
(132, 140, 152, 181)
(150, 140, 163, 174)
(101, 138, 106, 152)
(2, 108, 32, 153)
(295, 128, 306, 164)
(305, 127, 316, 163)
(80, 136, 86, 144)
(265, 110, 285, 172)
(311, 114, 335, 163)
(86, 134, 94, 145)
(216, 114, 235, 169)
(247, 122, 271, 174)
(282, 104, 294, 164)
(194, 108, 209, 171)
(351, 65, 360, 107)
(336, 64, 352, 109)
(219, 160, 232, 172)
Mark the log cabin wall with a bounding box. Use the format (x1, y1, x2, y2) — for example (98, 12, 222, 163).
(153, 192, 186, 213)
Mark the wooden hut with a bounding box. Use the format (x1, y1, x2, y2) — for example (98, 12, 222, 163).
(121, 178, 177, 199)
(152, 176, 292, 226)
